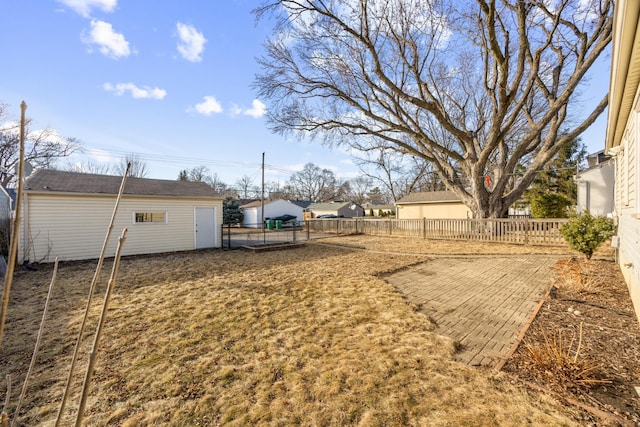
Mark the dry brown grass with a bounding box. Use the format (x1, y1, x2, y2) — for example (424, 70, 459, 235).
(313, 234, 578, 256)
(1, 238, 584, 425)
(525, 325, 610, 391)
(553, 259, 613, 296)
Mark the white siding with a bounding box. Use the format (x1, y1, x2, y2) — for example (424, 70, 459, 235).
(242, 200, 304, 228)
(617, 214, 640, 318)
(576, 161, 615, 216)
(242, 207, 260, 227)
(19, 194, 222, 263)
(613, 106, 640, 319)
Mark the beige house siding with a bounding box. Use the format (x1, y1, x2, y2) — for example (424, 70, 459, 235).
(20, 193, 222, 263)
(397, 202, 472, 220)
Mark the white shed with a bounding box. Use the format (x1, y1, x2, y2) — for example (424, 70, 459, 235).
(576, 157, 615, 216)
(240, 199, 305, 228)
(0, 187, 11, 221)
(19, 170, 223, 263)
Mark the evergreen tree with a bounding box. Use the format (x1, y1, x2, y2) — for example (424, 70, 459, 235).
(524, 139, 586, 217)
(223, 196, 243, 225)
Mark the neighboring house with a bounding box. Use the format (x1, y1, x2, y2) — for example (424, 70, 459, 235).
(605, 0, 640, 320)
(576, 151, 615, 216)
(0, 187, 11, 220)
(395, 191, 473, 219)
(240, 199, 305, 228)
(19, 170, 223, 263)
(307, 201, 364, 218)
(363, 202, 395, 217)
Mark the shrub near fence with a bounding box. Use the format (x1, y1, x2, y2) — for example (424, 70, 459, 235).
(306, 218, 569, 246)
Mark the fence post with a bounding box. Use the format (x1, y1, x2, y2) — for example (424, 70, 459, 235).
(306, 220, 310, 240)
(524, 217, 529, 245)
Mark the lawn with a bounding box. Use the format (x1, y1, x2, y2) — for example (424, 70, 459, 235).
(1, 237, 589, 425)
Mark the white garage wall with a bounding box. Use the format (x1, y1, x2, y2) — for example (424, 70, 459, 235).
(20, 194, 222, 263)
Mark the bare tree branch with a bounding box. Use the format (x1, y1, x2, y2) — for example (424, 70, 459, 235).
(254, 0, 613, 217)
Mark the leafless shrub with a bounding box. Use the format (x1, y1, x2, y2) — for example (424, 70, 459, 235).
(525, 323, 609, 390)
(554, 259, 604, 296)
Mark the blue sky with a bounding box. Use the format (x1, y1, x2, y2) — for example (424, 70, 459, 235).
(0, 0, 611, 186)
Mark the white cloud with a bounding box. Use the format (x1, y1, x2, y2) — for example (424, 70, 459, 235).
(82, 20, 131, 59)
(103, 82, 167, 99)
(191, 96, 223, 116)
(243, 99, 267, 118)
(230, 99, 267, 119)
(229, 104, 243, 117)
(57, 0, 117, 17)
(0, 122, 69, 146)
(176, 22, 206, 62)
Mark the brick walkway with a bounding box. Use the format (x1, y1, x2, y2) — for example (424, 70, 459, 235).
(386, 256, 560, 367)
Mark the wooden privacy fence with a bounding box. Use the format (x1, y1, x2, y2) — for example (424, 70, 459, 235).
(306, 218, 569, 246)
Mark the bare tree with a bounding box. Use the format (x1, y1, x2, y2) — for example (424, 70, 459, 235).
(0, 103, 79, 186)
(180, 165, 211, 183)
(345, 176, 371, 205)
(367, 187, 387, 204)
(235, 174, 259, 199)
(255, 0, 613, 217)
(64, 160, 112, 175)
(209, 172, 232, 196)
(357, 149, 444, 202)
(288, 162, 337, 201)
(114, 154, 148, 178)
(178, 166, 234, 196)
(265, 180, 296, 200)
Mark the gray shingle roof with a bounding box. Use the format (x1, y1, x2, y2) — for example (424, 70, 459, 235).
(240, 200, 265, 208)
(290, 200, 312, 208)
(395, 191, 461, 204)
(25, 169, 220, 199)
(307, 201, 352, 211)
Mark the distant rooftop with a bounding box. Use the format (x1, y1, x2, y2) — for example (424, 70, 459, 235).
(395, 191, 461, 204)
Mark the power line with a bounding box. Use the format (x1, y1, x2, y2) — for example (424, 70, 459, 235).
(81, 146, 362, 181)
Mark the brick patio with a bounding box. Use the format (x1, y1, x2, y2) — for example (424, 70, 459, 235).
(386, 256, 560, 367)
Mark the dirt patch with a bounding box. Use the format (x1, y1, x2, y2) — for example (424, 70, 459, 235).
(503, 257, 640, 425)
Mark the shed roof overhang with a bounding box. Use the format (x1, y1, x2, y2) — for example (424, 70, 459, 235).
(606, 0, 640, 151)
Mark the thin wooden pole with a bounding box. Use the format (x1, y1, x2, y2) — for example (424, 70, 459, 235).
(74, 229, 127, 427)
(261, 152, 265, 244)
(0, 101, 27, 350)
(55, 163, 130, 426)
(11, 258, 59, 427)
(1, 375, 11, 426)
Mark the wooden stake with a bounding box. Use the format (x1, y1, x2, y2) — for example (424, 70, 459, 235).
(1, 375, 11, 427)
(0, 101, 27, 349)
(55, 163, 130, 426)
(74, 229, 127, 427)
(11, 258, 59, 427)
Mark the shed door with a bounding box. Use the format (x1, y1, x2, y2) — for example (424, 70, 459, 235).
(195, 207, 216, 249)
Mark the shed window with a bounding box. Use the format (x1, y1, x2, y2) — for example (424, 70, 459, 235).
(134, 212, 167, 224)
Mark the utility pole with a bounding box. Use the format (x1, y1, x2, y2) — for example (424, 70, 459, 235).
(261, 152, 265, 244)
